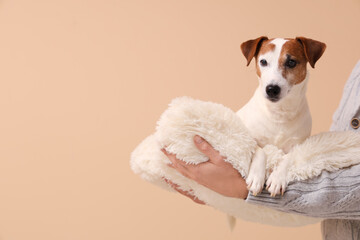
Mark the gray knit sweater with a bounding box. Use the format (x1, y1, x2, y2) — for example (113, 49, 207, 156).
(246, 60, 360, 240)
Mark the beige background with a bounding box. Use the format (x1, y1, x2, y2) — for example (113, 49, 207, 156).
(0, 0, 359, 239)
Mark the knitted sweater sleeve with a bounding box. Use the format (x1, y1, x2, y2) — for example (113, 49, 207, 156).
(246, 60, 360, 220)
(246, 165, 360, 219)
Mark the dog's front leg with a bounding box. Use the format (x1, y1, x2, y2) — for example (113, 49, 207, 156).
(266, 155, 290, 197)
(246, 146, 266, 196)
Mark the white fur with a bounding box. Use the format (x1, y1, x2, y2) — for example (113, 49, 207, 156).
(238, 38, 312, 196)
(257, 38, 291, 100)
(237, 79, 311, 195)
(245, 147, 267, 195)
(130, 97, 360, 226)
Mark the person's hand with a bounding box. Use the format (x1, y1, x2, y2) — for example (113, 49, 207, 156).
(161, 135, 249, 202)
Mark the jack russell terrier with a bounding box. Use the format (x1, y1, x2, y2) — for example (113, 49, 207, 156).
(237, 36, 326, 196)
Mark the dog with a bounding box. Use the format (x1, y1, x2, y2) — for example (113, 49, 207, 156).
(237, 36, 326, 196)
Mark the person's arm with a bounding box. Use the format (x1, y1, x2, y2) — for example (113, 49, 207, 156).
(246, 165, 360, 220)
(164, 136, 360, 220)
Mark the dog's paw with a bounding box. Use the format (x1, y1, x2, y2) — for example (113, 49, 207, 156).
(266, 170, 287, 197)
(246, 172, 265, 196)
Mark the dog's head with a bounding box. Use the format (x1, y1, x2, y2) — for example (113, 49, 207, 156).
(241, 37, 326, 102)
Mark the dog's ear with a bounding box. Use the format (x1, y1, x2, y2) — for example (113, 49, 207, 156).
(240, 36, 268, 66)
(296, 37, 326, 68)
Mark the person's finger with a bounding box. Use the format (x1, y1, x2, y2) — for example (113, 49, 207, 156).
(161, 149, 197, 179)
(193, 135, 224, 164)
(164, 178, 205, 205)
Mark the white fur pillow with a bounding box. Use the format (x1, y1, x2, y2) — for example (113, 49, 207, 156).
(130, 97, 360, 226)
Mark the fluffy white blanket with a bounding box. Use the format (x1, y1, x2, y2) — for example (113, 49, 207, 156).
(130, 97, 360, 226)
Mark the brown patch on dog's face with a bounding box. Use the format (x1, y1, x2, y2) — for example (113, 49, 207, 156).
(278, 40, 307, 85)
(255, 40, 275, 77)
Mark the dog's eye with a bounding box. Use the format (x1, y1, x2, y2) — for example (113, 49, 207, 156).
(285, 59, 297, 68)
(260, 59, 268, 67)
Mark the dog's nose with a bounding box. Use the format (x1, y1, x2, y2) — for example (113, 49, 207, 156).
(266, 85, 281, 99)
